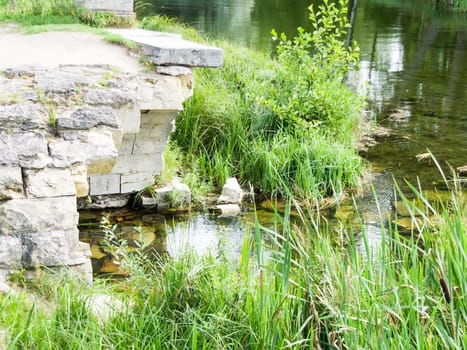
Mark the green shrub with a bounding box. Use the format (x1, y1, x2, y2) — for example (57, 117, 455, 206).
(164, 0, 365, 201)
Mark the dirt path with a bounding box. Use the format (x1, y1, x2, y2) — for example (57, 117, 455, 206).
(0, 30, 142, 72)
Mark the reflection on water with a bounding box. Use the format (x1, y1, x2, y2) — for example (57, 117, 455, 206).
(79, 208, 281, 274)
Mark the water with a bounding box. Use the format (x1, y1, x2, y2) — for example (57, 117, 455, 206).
(79, 0, 467, 270)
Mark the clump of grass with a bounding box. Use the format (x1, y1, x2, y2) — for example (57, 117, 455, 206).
(146, 0, 366, 202)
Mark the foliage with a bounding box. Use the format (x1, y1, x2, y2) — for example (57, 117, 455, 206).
(0, 0, 134, 27)
(1, 176, 465, 349)
(145, 0, 366, 201)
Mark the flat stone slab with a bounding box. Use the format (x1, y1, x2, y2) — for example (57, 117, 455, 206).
(106, 29, 224, 67)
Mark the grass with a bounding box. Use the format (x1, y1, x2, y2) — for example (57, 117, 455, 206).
(1, 175, 465, 349)
(0, 0, 134, 27)
(142, 7, 366, 202)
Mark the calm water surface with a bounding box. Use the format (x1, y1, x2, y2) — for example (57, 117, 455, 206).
(80, 1, 467, 269)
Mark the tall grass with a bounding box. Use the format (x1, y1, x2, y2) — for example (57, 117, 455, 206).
(142, 1, 365, 201)
(1, 177, 465, 349)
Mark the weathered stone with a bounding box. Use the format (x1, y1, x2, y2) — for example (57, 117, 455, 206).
(137, 74, 193, 110)
(34, 72, 76, 97)
(141, 180, 190, 209)
(21, 228, 89, 267)
(0, 197, 78, 236)
(83, 129, 120, 174)
(57, 107, 119, 130)
(0, 132, 49, 168)
(77, 194, 130, 209)
(23, 168, 76, 198)
(70, 163, 89, 198)
(133, 136, 167, 154)
(49, 139, 87, 168)
(112, 153, 164, 175)
(89, 174, 121, 195)
(0, 103, 49, 132)
(120, 172, 153, 193)
(107, 29, 224, 67)
(114, 104, 140, 134)
(0, 34, 224, 283)
(82, 88, 135, 107)
(86, 294, 126, 324)
(0, 166, 23, 200)
(0, 235, 22, 268)
(210, 204, 241, 217)
(156, 65, 193, 76)
(217, 178, 244, 205)
(76, 0, 134, 14)
(118, 134, 136, 155)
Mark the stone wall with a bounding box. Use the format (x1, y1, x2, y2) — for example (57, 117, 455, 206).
(75, 0, 135, 17)
(0, 29, 223, 284)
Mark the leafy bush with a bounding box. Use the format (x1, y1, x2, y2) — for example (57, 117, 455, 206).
(161, 0, 365, 201)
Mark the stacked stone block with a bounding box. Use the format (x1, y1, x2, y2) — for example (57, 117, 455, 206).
(0, 29, 223, 283)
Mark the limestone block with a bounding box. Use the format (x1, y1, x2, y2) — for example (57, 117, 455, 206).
(82, 88, 135, 108)
(217, 178, 244, 205)
(86, 294, 126, 324)
(112, 153, 164, 175)
(69, 260, 93, 285)
(89, 174, 121, 195)
(0, 132, 50, 168)
(106, 29, 224, 67)
(120, 172, 154, 193)
(57, 106, 119, 130)
(21, 228, 88, 268)
(133, 137, 166, 154)
(49, 139, 87, 168)
(0, 103, 49, 132)
(115, 105, 140, 134)
(85, 129, 119, 175)
(0, 197, 78, 236)
(210, 204, 241, 217)
(137, 74, 193, 110)
(141, 180, 191, 209)
(23, 168, 76, 198)
(71, 163, 89, 198)
(51, 127, 120, 173)
(78, 194, 130, 209)
(76, 0, 134, 13)
(155, 66, 192, 76)
(0, 235, 22, 268)
(0, 166, 23, 200)
(119, 134, 136, 155)
(34, 72, 76, 103)
(139, 111, 176, 139)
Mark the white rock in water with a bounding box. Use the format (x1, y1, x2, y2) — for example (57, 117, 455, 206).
(217, 178, 244, 205)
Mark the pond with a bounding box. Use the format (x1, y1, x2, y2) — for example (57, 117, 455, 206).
(80, 0, 467, 272)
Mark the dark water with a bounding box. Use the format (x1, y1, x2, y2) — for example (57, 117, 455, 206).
(79, 1, 467, 269)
